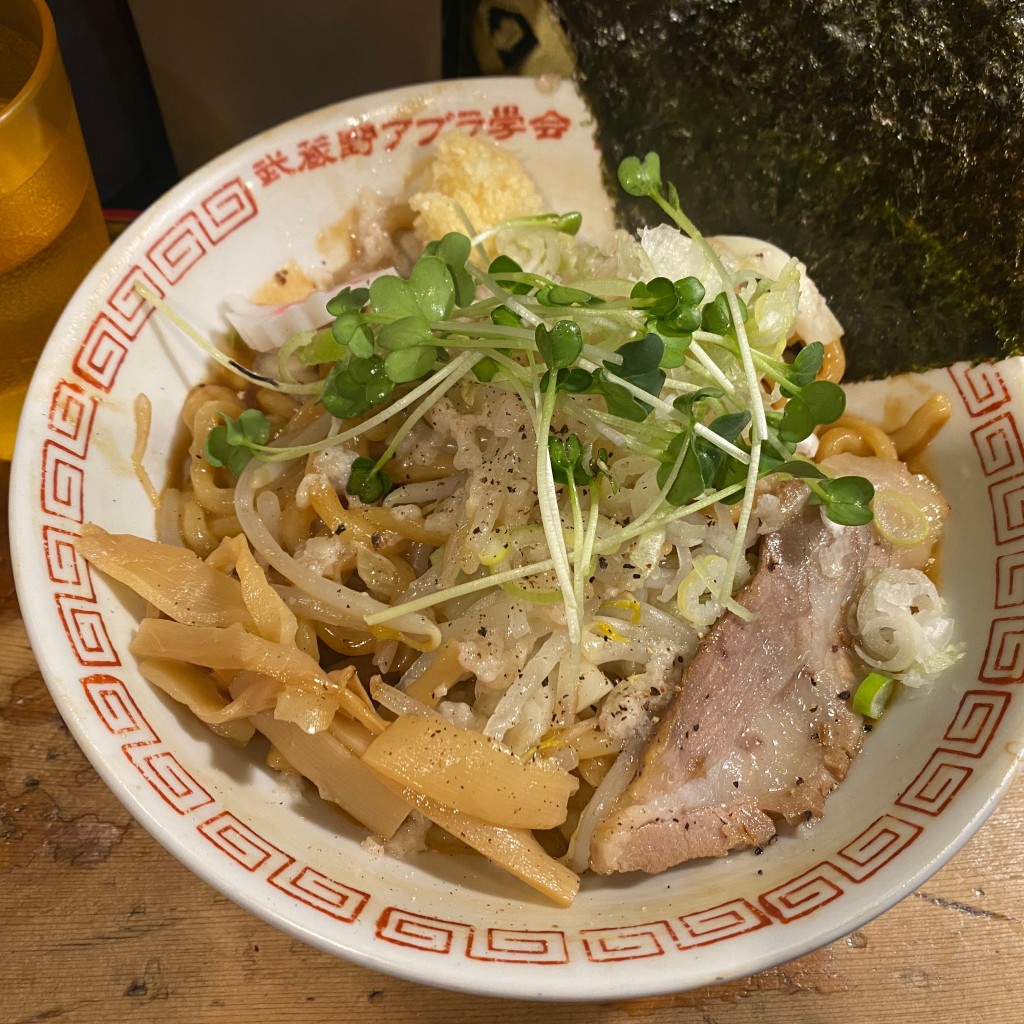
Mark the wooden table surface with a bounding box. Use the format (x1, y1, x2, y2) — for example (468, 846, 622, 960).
(2, 456, 1021, 1024)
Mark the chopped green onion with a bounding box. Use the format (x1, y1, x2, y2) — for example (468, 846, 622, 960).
(852, 672, 894, 720)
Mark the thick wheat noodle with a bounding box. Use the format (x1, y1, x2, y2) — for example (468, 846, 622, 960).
(390, 452, 458, 483)
(387, 642, 421, 678)
(271, 586, 372, 627)
(387, 553, 418, 590)
(818, 339, 846, 383)
(814, 427, 874, 460)
(278, 499, 318, 553)
(180, 499, 217, 556)
(264, 462, 307, 510)
(817, 414, 898, 460)
(315, 621, 377, 656)
(232, 442, 442, 646)
(213, 510, 244, 534)
(131, 394, 160, 509)
(295, 618, 321, 660)
(890, 393, 952, 460)
(179, 386, 277, 552)
(304, 476, 448, 546)
(256, 388, 303, 422)
(403, 642, 466, 705)
(156, 487, 183, 545)
(815, 394, 950, 465)
(190, 410, 245, 515)
(359, 408, 409, 442)
(791, 336, 845, 384)
(255, 488, 282, 544)
(346, 506, 449, 546)
(305, 479, 352, 535)
(182, 385, 243, 434)
(190, 459, 239, 517)
(359, 551, 417, 599)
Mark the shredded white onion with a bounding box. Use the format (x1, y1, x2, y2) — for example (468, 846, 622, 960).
(854, 568, 960, 682)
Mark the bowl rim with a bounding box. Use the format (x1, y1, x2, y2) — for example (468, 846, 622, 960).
(9, 75, 1024, 1001)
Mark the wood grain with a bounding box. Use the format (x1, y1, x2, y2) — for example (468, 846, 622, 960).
(2, 459, 1021, 1024)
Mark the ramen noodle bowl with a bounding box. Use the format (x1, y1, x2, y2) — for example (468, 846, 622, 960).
(77, 133, 961, 904)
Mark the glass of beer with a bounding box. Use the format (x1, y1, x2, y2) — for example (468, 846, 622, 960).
(0, 0, 109, 460)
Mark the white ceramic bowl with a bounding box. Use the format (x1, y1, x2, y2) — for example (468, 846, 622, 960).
(10, 77, 1024, 1000)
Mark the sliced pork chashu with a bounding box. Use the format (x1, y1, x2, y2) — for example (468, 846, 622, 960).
(590, 482, 883, 875)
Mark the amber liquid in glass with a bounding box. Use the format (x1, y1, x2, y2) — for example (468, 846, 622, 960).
(0, 22, 108, 459)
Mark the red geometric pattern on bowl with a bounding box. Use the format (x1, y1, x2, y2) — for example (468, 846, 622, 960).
(995, 551, 1024, 607)
(581, 897, 772, 962)
(199, 178, 260, 242)
(675, 898, 773, 947)
(268, 864, 370, 924)
(104, 264, 164, 335)
(28, 137, 1019, 970)
(759, 862, 850, 921)
(82, 673, 157, 738)
(41, 440, 85, 522)
(580, 920, 679, 962)
(43, 524, 93, 595)
(72, 314, 133, 392)
(375, 906, 469, 955)
(83, 671, 213, 817)
(145, 212, 212, 286)
(469, 928, 569, 964)
(979, 617, 1024, 683)
(124, 746, 216, 816)
(144, 179, 256, 284)
(374, 907, 569, 963)
(198, 810, 290, 872)
(948, 362, 1010, 417)
(47, 382, 96, 457)
(896, 752, 974, 816)
(198, 811, 371, 923)
(988, 477, 1024, 545)
(943, 690, 1012, 755)
(73, 176, 255, 393)
(971, 412, 1024, 477)
(833, 815, 922, 881)
(56, 596, 119, 666)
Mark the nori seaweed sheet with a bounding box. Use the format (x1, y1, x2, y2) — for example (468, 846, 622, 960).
(551, 0, 1024, 380)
